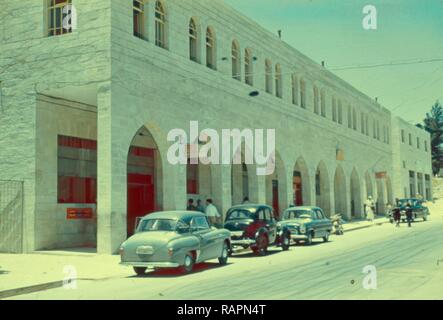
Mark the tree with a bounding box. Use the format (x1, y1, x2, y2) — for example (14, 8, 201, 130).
(423, 101, 443, 175)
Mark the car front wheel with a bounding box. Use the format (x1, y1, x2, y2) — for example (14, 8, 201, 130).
(305, 232, 313, 246)
(133, 267, 147, 276)
(218, 242, 229, 265)
(182, 252, 195, 274)
(323, 231, 330, 243)
(281, 232, 291, 251)
(253, 234, 268, 256)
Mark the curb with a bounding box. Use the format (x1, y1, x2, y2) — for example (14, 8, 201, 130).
(344, 220, 390, 233)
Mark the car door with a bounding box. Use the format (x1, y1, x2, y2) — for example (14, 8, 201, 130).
(265, 207, 278, 244)
(190, 216, 214, 262)
(315, 209, 330, 236)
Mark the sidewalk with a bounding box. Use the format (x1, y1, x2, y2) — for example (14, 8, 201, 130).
(0, 215, 397, 299)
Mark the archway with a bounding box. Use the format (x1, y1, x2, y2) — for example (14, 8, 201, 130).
(334, 165, 347, 218)
(127, 126, 163, 236)
(350, 169, 362, 218)
(315, 161, 331, 216)
(186, 160, 212, 206)
(265, 151, 287, 219)
(293, 157, 311, 206)
(376, 178, 385, 215)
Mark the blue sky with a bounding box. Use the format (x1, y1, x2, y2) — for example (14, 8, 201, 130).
(224, 0, 443, 123)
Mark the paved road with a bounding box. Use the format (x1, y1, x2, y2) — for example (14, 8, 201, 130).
(11, 217, 443, 300)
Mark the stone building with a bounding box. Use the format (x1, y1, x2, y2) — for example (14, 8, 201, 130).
(0, 0, 432, 253)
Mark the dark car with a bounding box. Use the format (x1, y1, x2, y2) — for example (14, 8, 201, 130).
(280, 206, 333, 245)
(223, 204, 291, 256)
(389, 198, 429, 223)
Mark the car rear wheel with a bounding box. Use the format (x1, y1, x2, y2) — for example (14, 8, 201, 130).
(182, 252, 195, 274)
(133, 267, 147, 276)
(323, 232, 330, 243)
(305, 232, 313, 246)
(218, 242, 229, 265)
(281, 232, 291, 251)
(253, 234, 268, 256)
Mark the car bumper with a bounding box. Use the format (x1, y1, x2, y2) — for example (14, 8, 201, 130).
(230, 239, 256, 247)
(290, 234, 308, 240)
(120, 261, 180, 268)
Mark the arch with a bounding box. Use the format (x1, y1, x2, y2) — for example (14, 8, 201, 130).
(334, 165, 347, 218)
(293, 157, 311, 206)
(189, 17, 200, 62)
(265, 151, 287, 219)
(275, 63, 283, 98)
(231, 40, 241, 80)
(265, 59, 273, 94)
(127, 126, 163, 236)
(245, 48, 253, 85)
(206, 26, 216, 70)
(350, 169, 362, 218)
(154, 0, 167, 49)
(315, 161, 331, 216)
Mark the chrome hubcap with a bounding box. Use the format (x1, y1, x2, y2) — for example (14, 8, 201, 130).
(185, 256, 192, 267)
(222, 247, 228, 258)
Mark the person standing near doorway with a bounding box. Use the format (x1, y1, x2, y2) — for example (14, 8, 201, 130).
(205, 199, 221, 227)
(364, 196, 375, 222)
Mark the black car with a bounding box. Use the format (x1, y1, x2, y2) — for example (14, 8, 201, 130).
(223, 204, 291, 256)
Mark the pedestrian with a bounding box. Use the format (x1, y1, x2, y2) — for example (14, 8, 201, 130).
(187, 199, 196, 211)
(364, 196, 375, 222)
(205, 199, 221, 227)
(405, 201, 413, 227)
(195, 199, 205, 213)
(242, 196, 249, 204)
(392, 206, 401, 227)
(386, 203, 392, 217)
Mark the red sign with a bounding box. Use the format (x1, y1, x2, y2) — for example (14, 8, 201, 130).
(67, 208, 94, 220)
(375, 172, 387, 179)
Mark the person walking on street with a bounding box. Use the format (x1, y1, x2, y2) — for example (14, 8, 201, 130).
(392, 206, 401, 227)
(187, 199, 196, 211)
(405, 201, 413, 227)
(364, 196, 375, 222)
(195, 199, 205, 213)
(205, 199, 221, 227)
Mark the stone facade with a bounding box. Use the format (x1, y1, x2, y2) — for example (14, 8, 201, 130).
(0, 0, 432, 253)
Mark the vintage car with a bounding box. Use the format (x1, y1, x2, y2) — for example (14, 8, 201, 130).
(120, 211, 231, 275)
(223, 204, 291, 256)
(280, 206, 333, 245)
(389, 198, 429, 222)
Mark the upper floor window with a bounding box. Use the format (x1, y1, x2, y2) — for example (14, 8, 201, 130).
(417, 137, 420, 149)
(313, 86, 319, 114)
(300, 79, 306, 108)
(352, 108, 357, 131)
(361, 113, 365, 134)
(365, 115, 369, 136)
(347, 105, 352, 128)
(155, 1, 167, 49)
(232, 40, 241, 81)
(265, 59, 273, 94)
(401, 129, 405, 143)
(409, 133, 412, 146)
(425, 140, 428, 152)
(206, 27, 216, 70)
(332, 97, 337, 122)
(320, 89, 326, 117)
(189, 18, 199, 62)
(47, 0, 73, 37)
(275, 64, 283, 98)
(245, 49, 253, 86)
(337, 99, 343, 124)
(291, 75, 298, 105)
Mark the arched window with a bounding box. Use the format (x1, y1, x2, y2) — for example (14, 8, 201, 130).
(332, 97, 337, 122)
(232, 40, 241, 80)
(313, 86, 319, 114)
(189, 18, 199, 62)
(265, 59, 273, 94)
(292, 75, 298, 105)
(275, 64, 282, 98)
(320, 89, 326, 117)
(245, 49, 253, 86)
(48, 0, 73, 36)
(206, 27, 216, 70)
(300, 79, 306, 108)
(155, 1, 167, 48)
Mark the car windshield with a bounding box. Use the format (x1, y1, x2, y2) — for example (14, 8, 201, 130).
(138, 219, 177, 232)
(284, 210, 312, 220)
(226, 209, 256, 221)
(398, 199, 418, 206)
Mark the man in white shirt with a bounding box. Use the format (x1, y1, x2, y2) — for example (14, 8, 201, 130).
(205, 199, 220, 226)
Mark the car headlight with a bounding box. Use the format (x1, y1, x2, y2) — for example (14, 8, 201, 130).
(299, 225, 306, 234)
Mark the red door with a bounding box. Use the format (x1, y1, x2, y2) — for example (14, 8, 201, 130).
(293, 175, 303, 206)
